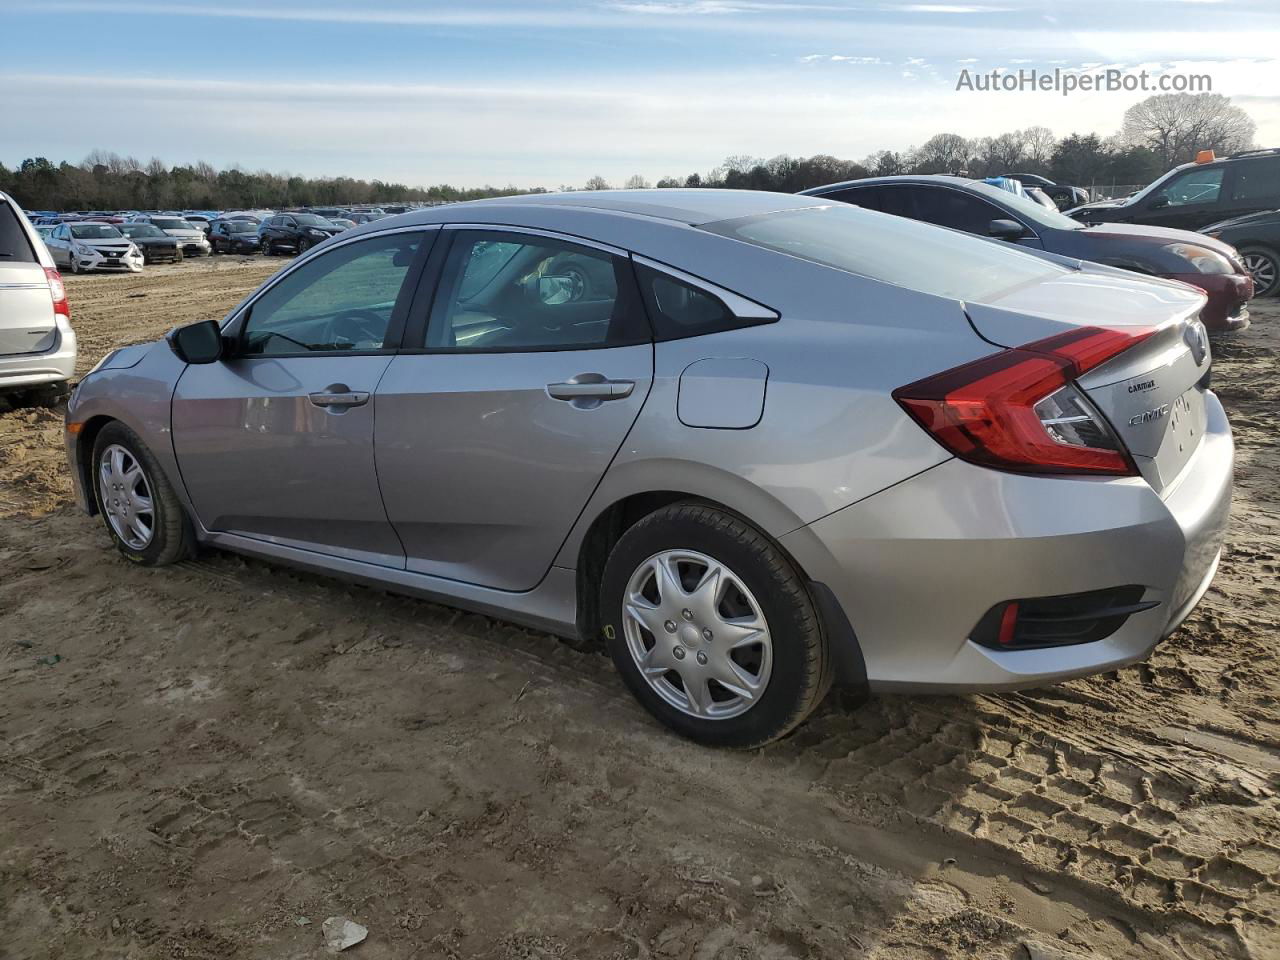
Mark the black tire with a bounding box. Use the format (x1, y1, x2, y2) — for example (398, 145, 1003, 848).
(261, 238, 273, 256)
(175, 249, 184, 263)
(91, 421, 194, 566)
(1239, 245, 1280, 298)
(297, 236, 313, 255)
(599, 502, 830, 748)
(66, 256, 80, 275)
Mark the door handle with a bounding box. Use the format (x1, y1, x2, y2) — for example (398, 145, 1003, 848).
(547, 377, 635, 401)
(308, 390, 370, 408)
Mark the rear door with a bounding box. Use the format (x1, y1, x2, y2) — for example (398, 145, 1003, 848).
(1220, 157, 1280, 223)
(172, 228, 434, 566)
(374, 226, 654, 591)
(0, 200, 56, 356)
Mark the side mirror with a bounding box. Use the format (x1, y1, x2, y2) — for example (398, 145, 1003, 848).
(987, 218, 1025, 240)
(1149, 196, 1170, 210)
(166, 319, 224, 364)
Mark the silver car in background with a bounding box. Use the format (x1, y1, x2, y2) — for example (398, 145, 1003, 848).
(43, 221, 145, 274)
(0, 191, 76, 404)
(65, 190, 1232, 747)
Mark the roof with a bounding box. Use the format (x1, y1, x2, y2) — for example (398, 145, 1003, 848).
(799, 174, 974, 196)
(448, 189, 825, 226)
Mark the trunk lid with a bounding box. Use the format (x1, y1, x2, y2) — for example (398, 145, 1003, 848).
(965, 267, 1212, 495)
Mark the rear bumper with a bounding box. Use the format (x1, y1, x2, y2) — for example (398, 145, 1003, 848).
(0, 320, 77, 392)
(781, 392, 1233, 692)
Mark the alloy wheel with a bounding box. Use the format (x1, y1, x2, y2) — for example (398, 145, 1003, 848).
(98, 444, 155, 550)
(621, 549, 772, 719)
(1242, 251, 1278, 296)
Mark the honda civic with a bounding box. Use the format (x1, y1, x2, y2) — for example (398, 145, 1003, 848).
(64, 190, 1232, 747)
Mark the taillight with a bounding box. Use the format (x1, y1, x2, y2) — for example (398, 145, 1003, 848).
(893, 326, 1151, 477)
(45, 268, 70, 319)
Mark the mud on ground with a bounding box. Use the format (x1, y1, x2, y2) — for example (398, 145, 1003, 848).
(1, 258, 1278, 959)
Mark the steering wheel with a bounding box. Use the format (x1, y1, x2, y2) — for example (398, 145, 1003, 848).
(327, 309, 386, 348)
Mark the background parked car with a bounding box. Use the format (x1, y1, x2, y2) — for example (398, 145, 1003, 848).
(0, 190, 75, 405)
(181, 214, 214, 236)
(1201, 208, 1280, 297)
(43, 222, 144, 274)
(129, 215, 211, 257)
(1001, 173, 1090, 209)
(258, 213, 342, 255)
(802, 175, 1255, 330)
(118, 223, 183, 264)
(1068, 148, 1280, 231)
(209, 218, 262, 254)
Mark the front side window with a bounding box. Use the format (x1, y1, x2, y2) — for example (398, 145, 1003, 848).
(241, 232, 423, 355)
(1154, 168, 1224, 207)
(426, 231, 648, 352)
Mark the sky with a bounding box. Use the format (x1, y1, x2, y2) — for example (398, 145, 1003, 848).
(1, 0, 1278, 189)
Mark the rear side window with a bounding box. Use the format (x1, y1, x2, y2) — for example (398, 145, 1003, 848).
(0, 202, 38, 263)
(1230, 158, 1280, 202)
(702, 204, 1065, 303)
(633, 263, 750, 341)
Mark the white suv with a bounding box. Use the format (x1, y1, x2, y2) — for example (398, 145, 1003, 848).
(0, 192, 76, 405)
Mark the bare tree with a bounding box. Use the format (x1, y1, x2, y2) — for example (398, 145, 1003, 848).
(623, 174, 651, 189)
(1019, 126, 1057, 170)
(911, 133, 971, 174)
(1119, 93, 1255, 167)
(584, 175, 612, 191)
(975, 132, 1025, 174)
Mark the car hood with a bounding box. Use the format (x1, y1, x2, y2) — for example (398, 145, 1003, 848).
(76, 237, 134, 249)
(1081, 222, 1240, 258)
(1201, 208, 1280, 232)
(162, 229, 205, 239)
(963, 263, 1205, 347)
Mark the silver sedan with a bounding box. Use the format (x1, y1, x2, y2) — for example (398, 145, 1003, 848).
(64, 190, 1232, 747)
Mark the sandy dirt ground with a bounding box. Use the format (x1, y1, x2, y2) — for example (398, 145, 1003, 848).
(1, 258, 1278, 960)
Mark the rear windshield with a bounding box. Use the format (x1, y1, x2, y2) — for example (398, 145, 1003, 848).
(0, 201, 38, 262)
(701, 204, 1066, 302)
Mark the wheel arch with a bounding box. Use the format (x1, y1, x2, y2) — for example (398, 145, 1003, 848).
(570, 484, 867, 691)
(75, 414, 120, 515)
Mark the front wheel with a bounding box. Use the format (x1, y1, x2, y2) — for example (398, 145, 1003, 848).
(92, 422, 194, 566)
(600, 502, 830, 748)
(1239, 245, 1279, 298)
(297, 237, 313, 255)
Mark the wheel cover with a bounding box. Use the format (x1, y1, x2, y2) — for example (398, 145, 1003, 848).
(622, 549, 773, 720)
(1242, 252, 1277, 292)
(98, 444, 155, 550)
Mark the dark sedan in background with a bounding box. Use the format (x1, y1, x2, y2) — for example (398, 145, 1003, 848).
(118, 223, 182, 264)
(209, 219, 262, 255)
(1201, 208, 1280, 298)
(258, 213, 343, 256)
(802, 175, 1255, 331)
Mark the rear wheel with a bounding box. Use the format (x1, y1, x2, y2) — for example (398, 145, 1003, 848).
(1240, 245, 1279, 298)
(92, 422, 194, 566)
(599, 502, 830, 748)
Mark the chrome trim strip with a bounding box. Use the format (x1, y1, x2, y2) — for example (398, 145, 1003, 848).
(0, 282, 47, 290)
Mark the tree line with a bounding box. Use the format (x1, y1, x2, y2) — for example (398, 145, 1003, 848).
(595, 93, 1258, 194)
(0, 152, 545, 212)
(2, 92, 1257, 211)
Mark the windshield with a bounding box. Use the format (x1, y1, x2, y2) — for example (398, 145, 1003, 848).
(968, 181, 1083, 229)
(294, 214, 333, 227)
(121, 224, 164, 238)
(150, 217, 193, 230)
(702, 204, 1066, 303)
(71, 224, 123, 239)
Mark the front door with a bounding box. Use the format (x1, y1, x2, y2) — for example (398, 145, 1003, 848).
(1137, 166, 1226, 230)
(375, 228, 654, 591)
(172, 228, 433, 566)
